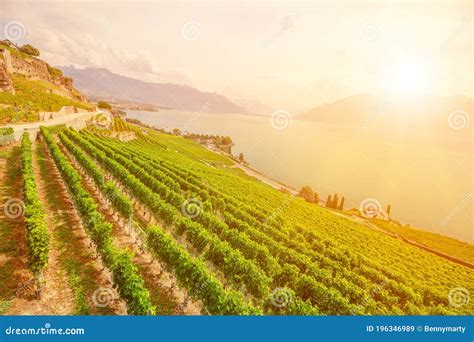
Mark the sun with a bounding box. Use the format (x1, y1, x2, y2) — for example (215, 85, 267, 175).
(382, 56, 432, 95)
(392, 62, 423, 94)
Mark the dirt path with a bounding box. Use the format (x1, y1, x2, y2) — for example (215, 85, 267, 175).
(58, 140, 201, 315)
(9, 138, 127, 315)
(0, 144, 32, 314)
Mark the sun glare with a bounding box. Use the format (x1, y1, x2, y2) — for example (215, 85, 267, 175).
(382, 56, 432, 95)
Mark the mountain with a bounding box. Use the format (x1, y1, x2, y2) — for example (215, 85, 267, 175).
(299, 93, 472, 124)
(298, 93, 472, 151)
(59, 66, 247, 114)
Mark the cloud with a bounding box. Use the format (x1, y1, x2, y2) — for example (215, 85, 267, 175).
(31, 28, 164, 80)
(1, 2, 189, 84)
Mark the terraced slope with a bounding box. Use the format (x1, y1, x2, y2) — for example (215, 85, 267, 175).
(1, 119, 472, 316)
(58, 121, 473, 315)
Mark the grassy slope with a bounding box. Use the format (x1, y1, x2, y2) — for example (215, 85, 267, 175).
(89, 119, 473, 314)
(0, 75, 93, 124)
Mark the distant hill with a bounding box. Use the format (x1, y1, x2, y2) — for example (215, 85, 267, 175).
(299, 93, 472, 125)
(59, 66, 248, 114)
(298, 93, 472, 143)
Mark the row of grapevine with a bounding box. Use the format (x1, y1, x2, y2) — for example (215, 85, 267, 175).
(151, 137, 456, 313)
(74, 130, 361, 314)
(116, 138, 428, 312)
(94, 132, 443, 314)
(64, 129, 273, 300)
(20, 132, 50, 275)
(85, 134, 374, 313)
(146, 225, 261, 314)
(40, 127, 154, 315)
(58, 132, 132, 220)
(72, 130, 322, 314)
(84, 122, 471, 315)
(57, 129, 261, 315)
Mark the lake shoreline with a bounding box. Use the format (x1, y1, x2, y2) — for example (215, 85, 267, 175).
(125, 109, 472, 243)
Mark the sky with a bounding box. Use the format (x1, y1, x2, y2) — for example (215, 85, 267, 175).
(1, 0, 472, 113)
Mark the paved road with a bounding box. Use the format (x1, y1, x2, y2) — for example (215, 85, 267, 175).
(6, 110, 103, 131)
(2, 110, 105, 142)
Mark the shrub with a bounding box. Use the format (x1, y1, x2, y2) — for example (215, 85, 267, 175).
(97, 101, 112, 110)
(19, 44, 40, 57)
(47, 65, 63, 77)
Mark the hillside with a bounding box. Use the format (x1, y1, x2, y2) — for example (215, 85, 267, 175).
(59, 66, 248, 114)
(0, 41, 93, 124)
(298, 93, 473, 142)
(1, 117, 472, 316)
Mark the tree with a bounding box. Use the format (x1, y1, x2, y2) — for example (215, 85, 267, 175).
(221, 136, 233, 145)
(20, 44, 40, 57)
(386, 204, 391, 216)
(332, 193, 339, 209)
(299, 185, 318, 203)
(326, 195, 332, 207)
(172, 128, 182, 136)
(97, 101, 112, 110)
(338, 197, 345, 210)
(238, 153, 245, 163)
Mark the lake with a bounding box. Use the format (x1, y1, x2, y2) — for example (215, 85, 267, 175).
(127, 109, 473, 242)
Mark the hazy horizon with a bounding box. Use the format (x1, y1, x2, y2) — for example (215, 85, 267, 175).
(1, 0, 472, 113)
